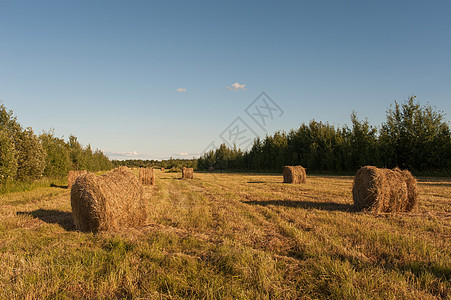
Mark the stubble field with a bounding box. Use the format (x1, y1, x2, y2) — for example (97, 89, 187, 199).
(0, 170, 450, 299)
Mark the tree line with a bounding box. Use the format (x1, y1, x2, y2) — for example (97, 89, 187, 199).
(0, 103, 112, 186)
(113, 158, 197, 171)
(198, 96, 451, 174)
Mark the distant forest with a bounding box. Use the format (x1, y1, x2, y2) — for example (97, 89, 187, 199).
(0, 103, 112, 189)
(198, 96, 451, 175)
(2, 95, 450, 188)
(113, 158, 197, 171)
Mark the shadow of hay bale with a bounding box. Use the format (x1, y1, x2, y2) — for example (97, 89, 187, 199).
(50, 183, 69, 189)
(17, 209, 76, 231)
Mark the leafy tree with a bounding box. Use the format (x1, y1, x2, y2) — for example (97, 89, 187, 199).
(15, 127, 46, 181)
(349, 112, 379, 169)
(0, 104, 21, 134)
(0, 105, 19, 182)
(380, 96, 451, 171)
(69, 135, 86, 170)
(198, 96, 449, 174)
(39, 130, 71, 177)
(1, 104, 46, 181)
(197, 150, 216, 170)
(0, 128, 17, 182)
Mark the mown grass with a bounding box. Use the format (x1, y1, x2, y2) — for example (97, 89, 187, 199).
(0, 171, 449, 299)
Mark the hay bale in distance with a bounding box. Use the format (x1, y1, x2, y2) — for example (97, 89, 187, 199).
(67, 170, 88, 189)
(182, 167, 194, 179)
(352, 166, 418, 213)
(283, 166, 306, 184)
(208, 166, 214, 172)
(160, 167, 165, 171)
(139, 167, 155, 185)
(70, 166, 146, 233)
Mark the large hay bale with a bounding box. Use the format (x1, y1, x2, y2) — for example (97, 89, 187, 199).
(67, 170, 88, 189)
(393, 167, 418, 211)
(283, 166, 306, 184)
(139, 167, 155, 185)
(352, 166, 418, 213)
(182, 167, 194, 179)
(70, 166, 146, 232)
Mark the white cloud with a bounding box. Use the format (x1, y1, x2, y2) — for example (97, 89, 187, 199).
(176, 88, 187, 92)
(104, 150, 140, 157)
(227, 82, 246, 91)
(171, 152, 198, 158)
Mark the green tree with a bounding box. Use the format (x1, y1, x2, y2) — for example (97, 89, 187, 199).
(1, 104, 46, 181)
(0, 104, 21, 134)
(69, 135, 86, 170)
(0, 128, 18, 183)
(349, 112, 379, 169)
(39, 130, 71, 177)
(380, 96, 451, 171)
(15, 127, 46, 181)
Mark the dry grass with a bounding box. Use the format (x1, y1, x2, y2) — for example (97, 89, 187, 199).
(0, 170, 449, 299)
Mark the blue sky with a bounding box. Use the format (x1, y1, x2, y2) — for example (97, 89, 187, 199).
(1, 1, 450, 160)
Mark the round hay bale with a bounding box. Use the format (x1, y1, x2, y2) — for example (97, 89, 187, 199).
(139, 167, 155, 185)
(160, 167, 165, 171)
(182, 167, 194, 179)
(352, 166, 417, 213)
(393, 167, 418, 211)
(283, 166, 306, 184)
(67, 170, 88, 189)
(70, 167, 146, 233)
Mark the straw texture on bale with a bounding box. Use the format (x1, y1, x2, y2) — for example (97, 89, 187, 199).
(393, 167, 418, 211)
(352, 166, 418, 213)
(67, 170, 88, 189)
(139, 167, 155, 185)
(182, 167, 194, 179)
(283, 166, 306, 184)
(70, 166, 146, 233)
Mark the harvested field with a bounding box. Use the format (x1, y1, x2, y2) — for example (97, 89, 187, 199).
(0, 171, 449, 299)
